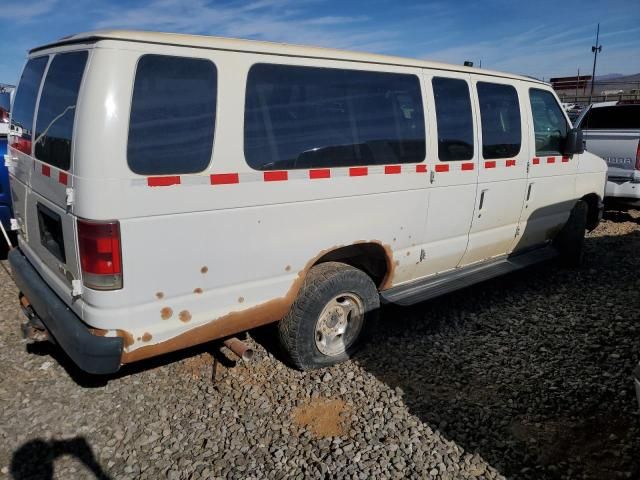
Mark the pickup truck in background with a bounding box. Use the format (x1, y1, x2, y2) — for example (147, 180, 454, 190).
(576, 101, 640, 206)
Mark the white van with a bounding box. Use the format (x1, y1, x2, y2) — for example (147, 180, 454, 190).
(6, 31, 606, 374)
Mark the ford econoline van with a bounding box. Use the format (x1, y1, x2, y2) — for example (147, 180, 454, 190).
(6, 31, 606, 374)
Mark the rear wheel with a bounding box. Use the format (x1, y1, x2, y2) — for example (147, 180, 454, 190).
(555, 200, 588, 267)
(278, 262, 379, 370)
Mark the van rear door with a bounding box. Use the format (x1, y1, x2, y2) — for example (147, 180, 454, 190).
(8, 56, 48, 241)
(9, 51, 88, 297)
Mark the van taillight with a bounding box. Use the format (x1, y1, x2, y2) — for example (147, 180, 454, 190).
(77, 219, 123, 290)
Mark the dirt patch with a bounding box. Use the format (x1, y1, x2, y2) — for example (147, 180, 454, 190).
(291, 398, 351, 438)
(177, 353, 212, 380)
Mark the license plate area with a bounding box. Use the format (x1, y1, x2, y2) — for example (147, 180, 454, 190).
(37, 203, 66, 263)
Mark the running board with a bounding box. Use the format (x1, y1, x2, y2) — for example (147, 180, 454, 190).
(381, 246, 558, 306)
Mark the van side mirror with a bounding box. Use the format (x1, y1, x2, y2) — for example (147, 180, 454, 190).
(564, 128, 584, 155)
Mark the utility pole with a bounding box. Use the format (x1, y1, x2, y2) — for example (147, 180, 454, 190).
(576, 67, 580, 101)
(589, 23, 602, 104)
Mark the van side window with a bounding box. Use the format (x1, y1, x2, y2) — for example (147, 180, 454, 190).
(128, 55, 217, 175)
(432, 77, 474, 161)
(477, 82, 521, 159)
(34, 51, 88, 171)
(529, 89, 568, 156)
(10, 56, 48, 155)
(244, 64, 426, 170)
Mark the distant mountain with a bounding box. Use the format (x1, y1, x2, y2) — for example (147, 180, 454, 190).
(593, 73, 640, 94)
(595, 73, 625, 80)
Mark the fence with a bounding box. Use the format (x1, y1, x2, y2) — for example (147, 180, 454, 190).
(556, 92, 640, 106)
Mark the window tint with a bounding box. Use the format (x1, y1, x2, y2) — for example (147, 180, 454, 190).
(432, 77, 474, 161)
(10, 57, 48, 155)
(477, 82, 521, 159)
(529, 89, 568, 156)
(579, 105, 640, 130)
(244, 64, 425, 170)
(128, 55, 217, 175)
(34, 51, 87, 170)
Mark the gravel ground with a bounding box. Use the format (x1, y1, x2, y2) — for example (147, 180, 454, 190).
(1, 209, 639, 480)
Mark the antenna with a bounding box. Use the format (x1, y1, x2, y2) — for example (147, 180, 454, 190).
(589, 23, 602, 104)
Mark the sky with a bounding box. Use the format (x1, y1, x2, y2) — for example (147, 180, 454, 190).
(1, 0, 639, 86)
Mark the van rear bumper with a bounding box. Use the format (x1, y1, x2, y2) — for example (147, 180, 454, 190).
(8, 248, 123, 374)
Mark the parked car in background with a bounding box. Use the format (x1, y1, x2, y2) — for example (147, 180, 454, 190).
(1, 86, 15, 239)
(7, 31, 605, 375)
(577, 101, 640, 206)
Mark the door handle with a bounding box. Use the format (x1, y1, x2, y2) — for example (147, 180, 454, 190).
(478, 189, 487, 217)
(479, 189, 487, 209)
(526, 183, 533, 202)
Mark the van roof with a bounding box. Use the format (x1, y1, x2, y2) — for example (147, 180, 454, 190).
(32, 29, 545, 85)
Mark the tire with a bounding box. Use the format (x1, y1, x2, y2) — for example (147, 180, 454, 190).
(278, 261, 379, 370)
(555, 200, 588, 267)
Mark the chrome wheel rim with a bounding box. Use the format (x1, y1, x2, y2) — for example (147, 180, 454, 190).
(314, 293, 365, 356)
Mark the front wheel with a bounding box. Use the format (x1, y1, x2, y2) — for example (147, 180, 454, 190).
(278, 262, 379, 370)
(555, 200, 588, 267)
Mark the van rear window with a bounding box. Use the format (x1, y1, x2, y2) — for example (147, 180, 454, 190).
(34, 51, 88, 170)
(127, 55, 217, 175)
(244, 64, 426, 170)
(579, 105, 640, 130)
(10, 57, 48, 155)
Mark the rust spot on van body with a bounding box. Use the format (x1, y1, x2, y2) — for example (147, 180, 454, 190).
(379, 244, 395, 290)
(161, 307, 173, 320)
(156, 292, 164, 300)
(179, 310, 192, 323)
(142, 332, 153, 342)
(90, 328, 108, 337)
(116, 329, 134, 348)
(194, 288, 203, 294)
(121, 241, 395, 364)
(201, 266, 208, 274)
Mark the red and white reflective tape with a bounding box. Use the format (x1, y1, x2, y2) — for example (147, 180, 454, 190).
(531, 156, 571, 166)
(39, 163, 69, 186)
(128, 156, 574, 188)
(138, 164, 436, 187)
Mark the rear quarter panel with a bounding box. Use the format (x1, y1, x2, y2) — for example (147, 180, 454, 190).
(73, 43, 432, 360)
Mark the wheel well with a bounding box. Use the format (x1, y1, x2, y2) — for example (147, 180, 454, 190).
(581, 193, 601, 231)
(314, 243, 391, 289)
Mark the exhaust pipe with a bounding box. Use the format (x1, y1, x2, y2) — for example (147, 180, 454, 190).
(19, 295, 49, 342)
(223, 337, 254, 362)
